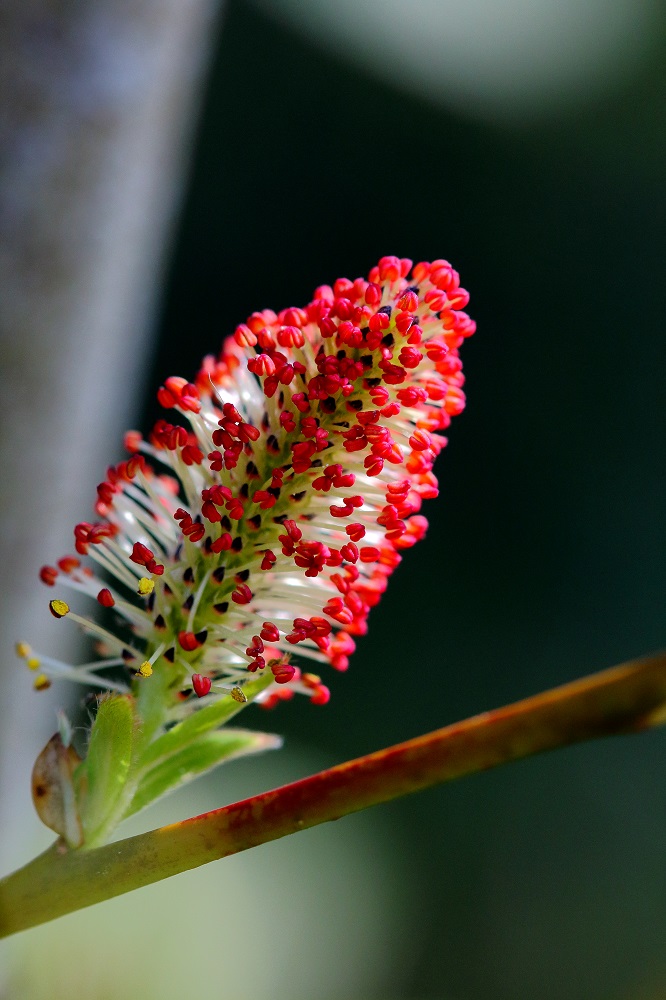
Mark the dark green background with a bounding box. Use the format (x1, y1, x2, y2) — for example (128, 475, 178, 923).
(143, 3, 666, 996)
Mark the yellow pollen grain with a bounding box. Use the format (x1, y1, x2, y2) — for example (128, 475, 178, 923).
(34, 674, 51, 691)
(138, 577, 155, 596)
(15, 642, 31, 659)
(49, 599, 70, 618)
(138, 661, 153, 677)
(230, 686, 247, 703)
(27, 657, 41, 671)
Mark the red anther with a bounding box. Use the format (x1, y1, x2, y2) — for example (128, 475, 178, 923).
(330, 501, 353, 518)
(381, 403, 401, 418)
(444, 386, 466, 416)
(246, 636, 265, 657)
(360, 546, 380, 563)
(277, 325, 305, 348)
(124, 430, 142, 453)
(97, 481, 116, 505)
(238, 422, 260, 443)
(206, 484, 232, 505)
(280, 411, 296, 432)
(397, 386, 427, 406)
(340, 542, 359, 563)
(331, 297, 353, 321)
(40, 565, 58, 586)
(247, 657, 266, 672)
(210, 533, 232, 556)
(312, 472, 333, 492)
(294, 540, 330, 577)
(409, 429, 431, 451)
(222, 402, 243, 424)
(126, 455, 144, 478)
(181, 444, 203, 466)
(330, 572, 349, 594)
(301, 416, 319, 438)
(333, 277, 354, 298)
(247, 354, 276, 377)
(291, 617, 315, 636)
(448, 287, 470, 309)
(260, 622, 281, 642)
(279, 307, 307, 327)
(318, 315, 338, 338)
(346, 522, 365, 541)
(184, 522, 206, 542)
(260, 549, 277, 570)
(378, 360, 407, 385)
(291, 392, 310, 413)
(178, 631, 197, 651)
(398, 346, 423, 369)
(201, 499, 222, 523)
(368, 311, 390, 334)
(325, 548, 343, 568)
(425, 339, 449, 362)
(398, 289, 419, 312)
(246, 308, 277, 334)
(368, 386, 390, 406)
(323, 598, 354, 624)
(192, 674, 212, 697)
(231, 583, 252, 605)
(283, 519, 302, 542)
(364, 282, 382, 305)
(256, 328, 276, 349)
(307, 617, 332, 637)
(310, 684, 331, 706)
(386, 479, 411, 498)
(262, 374, 279, 398)
(158, 376, 201, 414)
(130, 542, 154, 567)
(291, 440, 317, 474)
(253, 490, 276, 510)
(157, 385, 178, 409)
(271, 662, 296, 684)
(58, 556, 80, 573)
(234, 323, 258, 348)
(226, 500, 244, 521)
(376, 255, 402, 282)
(314, 427, 328, 451)
(97, 588, 115, 607)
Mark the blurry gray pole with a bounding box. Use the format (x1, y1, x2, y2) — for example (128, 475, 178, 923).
(0, 0, 222, 872)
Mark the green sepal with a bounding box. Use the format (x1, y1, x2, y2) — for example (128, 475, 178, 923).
(75, 694, 137, 847)
(127, 728, 281, 817)
(136, 672, 274, 772)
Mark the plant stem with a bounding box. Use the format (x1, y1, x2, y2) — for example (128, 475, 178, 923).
(1, 650, 665, 937)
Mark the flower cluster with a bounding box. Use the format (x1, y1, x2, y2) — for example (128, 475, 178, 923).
(19, 256, 474, 723)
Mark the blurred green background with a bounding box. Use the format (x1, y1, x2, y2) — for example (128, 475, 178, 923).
(142, 1, 665, 997)
(127, 1, 666, 996)
(8, 1, 666, 997)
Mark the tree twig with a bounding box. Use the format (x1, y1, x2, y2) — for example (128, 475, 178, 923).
(1, 650, 664, 938)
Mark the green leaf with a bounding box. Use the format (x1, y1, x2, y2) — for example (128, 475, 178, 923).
(127, 729, 281, 817)
(76, 694, 137, 846)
